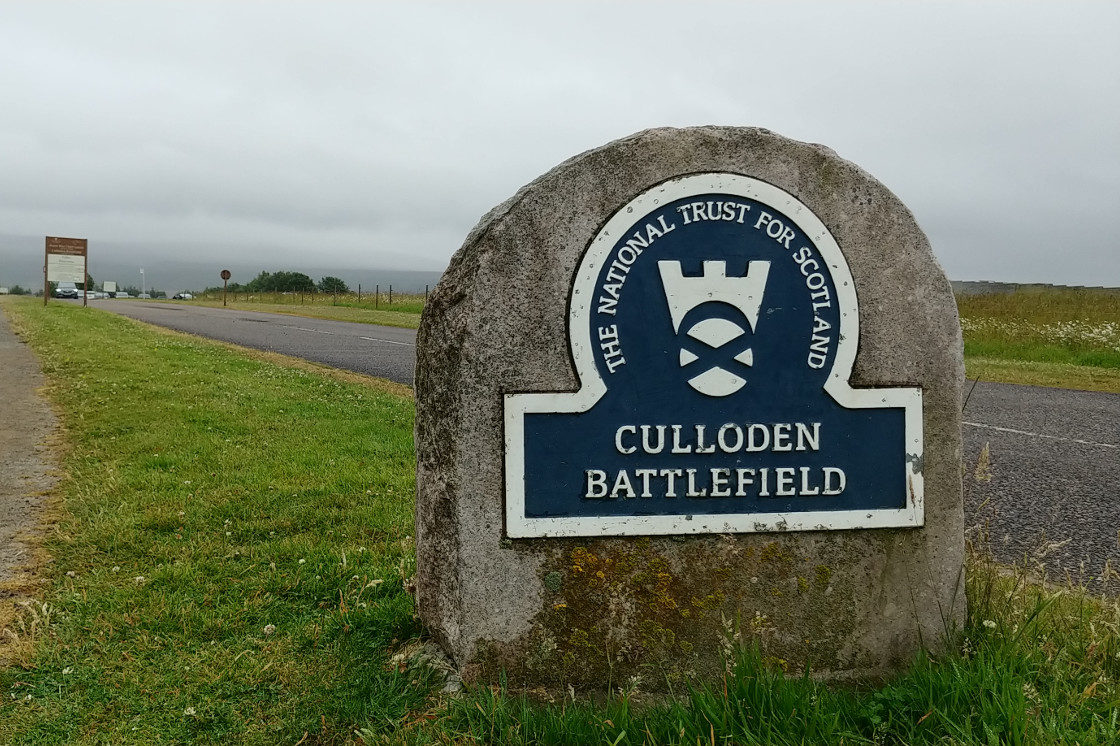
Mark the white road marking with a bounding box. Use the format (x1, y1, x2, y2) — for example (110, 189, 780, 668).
(963, 421, 1117, 449)
(290, 326, 334, 335)
(359, 336, 415, 347)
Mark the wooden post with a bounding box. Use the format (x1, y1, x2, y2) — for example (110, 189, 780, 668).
(42, 240, 48, 305)
(358, 283, 361, 302)
(389, 285, 393, 305)
(425, 284, 429, 300)
(375, 284, 379, 308)
(222, 278, 228, 307)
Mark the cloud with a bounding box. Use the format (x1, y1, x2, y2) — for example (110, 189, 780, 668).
(0, 1, 1117, 284)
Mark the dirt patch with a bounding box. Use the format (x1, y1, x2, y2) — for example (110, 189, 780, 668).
(0, 305, 60, 665)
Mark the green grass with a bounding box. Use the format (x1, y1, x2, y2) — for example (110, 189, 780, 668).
(0, 298, 430, 744)
(182, 291, 425, 329)
(965, 357, 1120, 394)
(4, 296, 1120, 745)
(958, 288, 1120, 372)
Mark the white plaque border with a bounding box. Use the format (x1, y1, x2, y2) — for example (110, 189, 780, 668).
(504, 173, 924, 538)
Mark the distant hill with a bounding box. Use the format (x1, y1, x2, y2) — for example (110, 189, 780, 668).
(0, 233, 443, 295)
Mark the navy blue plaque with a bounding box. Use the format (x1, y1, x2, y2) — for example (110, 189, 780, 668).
(505, 174, 922, 537)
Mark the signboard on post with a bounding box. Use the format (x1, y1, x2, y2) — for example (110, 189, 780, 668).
(44, 236, 88, 305)
(220, 269, 231, 307)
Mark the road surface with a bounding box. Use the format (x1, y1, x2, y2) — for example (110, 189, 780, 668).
(92, 300, 1120, 590)
(91, 299, 416, 385)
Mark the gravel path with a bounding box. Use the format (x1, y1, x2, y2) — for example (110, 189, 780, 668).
(0, 306, 57, 658)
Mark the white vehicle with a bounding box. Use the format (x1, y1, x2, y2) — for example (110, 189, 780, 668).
(138, 293, 151, 299)
(115, 291, 131, 298)
(173, 292, 194, 300)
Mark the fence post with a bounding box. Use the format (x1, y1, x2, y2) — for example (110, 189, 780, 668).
(375, 285, 379, 308)
(358, 283, 361, 302)
(425, 284, 429, 300)
(389, 285, 393, 305)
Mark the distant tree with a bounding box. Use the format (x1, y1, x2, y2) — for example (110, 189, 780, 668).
(9, 285, 27, 295)
(244, 270, 315, 293)
(318, 276, 349, 294)
(78, 273, 94, 291)
(120, 285, 141, 296)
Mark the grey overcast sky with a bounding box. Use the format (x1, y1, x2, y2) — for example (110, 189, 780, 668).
(1, 2, 1117, 283)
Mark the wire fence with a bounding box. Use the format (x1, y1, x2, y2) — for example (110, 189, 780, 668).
(197, 284, 429, 313)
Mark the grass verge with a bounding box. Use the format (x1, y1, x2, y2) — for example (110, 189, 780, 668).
(3, 297, 1120, 744)
(965, 357, 1120, 394)
(181, 293, 424, 330)
(0, 298, 429, 744)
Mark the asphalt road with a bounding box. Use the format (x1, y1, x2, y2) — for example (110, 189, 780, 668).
(962, 381, 1120, 591)
(90, 300, 1120, 590)
(88, 299, 417, 385)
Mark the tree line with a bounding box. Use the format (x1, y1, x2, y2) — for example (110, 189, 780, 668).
(208, 271, 349, 294)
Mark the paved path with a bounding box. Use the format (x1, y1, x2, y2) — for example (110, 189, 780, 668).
(90, 300, 1120, 590)
(0, 306, 57, 659)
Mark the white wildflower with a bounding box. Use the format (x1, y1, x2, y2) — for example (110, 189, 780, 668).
(183, 706, 196, 716)
(983, 619, 997, 629)
(134, 576, 146, 584)
(263, 624, 276, 635)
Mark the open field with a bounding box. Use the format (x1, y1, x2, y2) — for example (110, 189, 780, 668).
(3, 296, 1120, 744)
(958, 287, 1120, 391)
(188, 291, 425, 330)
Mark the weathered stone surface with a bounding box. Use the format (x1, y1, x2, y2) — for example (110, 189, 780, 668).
(415, 126, 965, 690)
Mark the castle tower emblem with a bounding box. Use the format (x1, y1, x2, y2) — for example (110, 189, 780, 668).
(657, 260, 771, 397)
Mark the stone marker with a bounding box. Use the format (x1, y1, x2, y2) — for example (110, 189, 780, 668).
(416, 127, 964, 691)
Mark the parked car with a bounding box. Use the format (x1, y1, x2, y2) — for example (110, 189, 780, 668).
(137, 293, 151, 299)
(172, 292, 194, 300)
(115, 291, 131, 298)
(53, 282, 79, 299)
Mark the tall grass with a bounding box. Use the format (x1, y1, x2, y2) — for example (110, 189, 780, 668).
(957, 288, 1120, 369)
(196, 290, 427, 316)
(0, 299, 431, 744)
